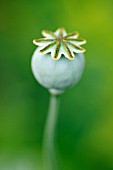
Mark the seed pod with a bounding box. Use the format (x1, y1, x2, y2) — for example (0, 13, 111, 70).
(31, 28, 86, 94)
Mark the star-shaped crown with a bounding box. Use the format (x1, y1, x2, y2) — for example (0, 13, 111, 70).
(33, 28, 87, 60)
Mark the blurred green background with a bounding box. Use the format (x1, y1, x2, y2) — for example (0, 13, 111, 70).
(0, 0, 113, 169)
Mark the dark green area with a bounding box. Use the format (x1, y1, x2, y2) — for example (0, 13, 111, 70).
(0, 0, 113, 169)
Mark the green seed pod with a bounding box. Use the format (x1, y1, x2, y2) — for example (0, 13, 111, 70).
(31, 28, 86, 94)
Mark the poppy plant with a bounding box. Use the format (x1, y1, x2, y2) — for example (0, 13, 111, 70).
(31, 27, 87, 170)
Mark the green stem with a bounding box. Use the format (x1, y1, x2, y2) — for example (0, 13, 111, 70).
(42, 94, 60, 170)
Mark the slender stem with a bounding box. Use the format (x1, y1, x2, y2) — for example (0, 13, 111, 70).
(42, 94, 60, 170)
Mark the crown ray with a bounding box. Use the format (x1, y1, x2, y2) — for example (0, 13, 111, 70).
(65, 41, 86, 53)
(64, 32, 79, 39)
(42, 30, 56, 38)
(54, 27, 67, 37)
(52, 41, 61, 60)
(64, 38, 86, 46)
(62, 42, 74, 60)
(40, 41, 57, 54)
(33, 38, 55, 46)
